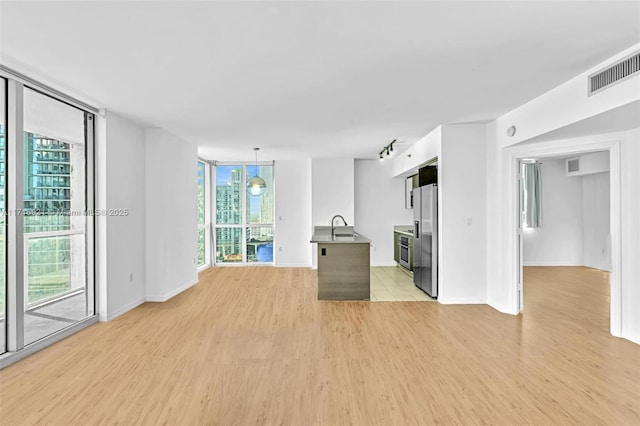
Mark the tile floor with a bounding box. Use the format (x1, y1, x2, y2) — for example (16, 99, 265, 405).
(370, 266, 434, 301)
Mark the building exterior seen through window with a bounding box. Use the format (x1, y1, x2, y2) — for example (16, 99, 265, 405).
(24, 134, 74, 304)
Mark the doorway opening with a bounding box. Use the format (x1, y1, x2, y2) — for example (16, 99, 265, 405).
(506, 138, 621, 336)
(518, 151, 612, 329)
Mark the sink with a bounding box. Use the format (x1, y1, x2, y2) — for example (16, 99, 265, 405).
(332, 232, 358, 241)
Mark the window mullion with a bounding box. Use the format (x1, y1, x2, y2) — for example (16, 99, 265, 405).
(6, 79, 25, 351)
(242, 165, 247, 264)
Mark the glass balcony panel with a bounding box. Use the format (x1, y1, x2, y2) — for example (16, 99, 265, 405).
(216, 227, 242, 263)
(198, 228, 206, 267)
(24, 233, 88, 346)
(246, 226, 273, 263)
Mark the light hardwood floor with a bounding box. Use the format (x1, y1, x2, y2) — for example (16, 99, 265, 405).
(0, 266, 638, 425)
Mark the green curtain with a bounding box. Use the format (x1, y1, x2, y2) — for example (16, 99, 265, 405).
(523, 162, 542, 228)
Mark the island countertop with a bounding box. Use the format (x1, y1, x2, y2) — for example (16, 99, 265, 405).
(310, 226, 371, 244)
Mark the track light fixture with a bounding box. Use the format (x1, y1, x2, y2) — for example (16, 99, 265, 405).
(378, 139, 397, 160)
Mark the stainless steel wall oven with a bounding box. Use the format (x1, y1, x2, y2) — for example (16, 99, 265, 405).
(398, 235, 411, 270)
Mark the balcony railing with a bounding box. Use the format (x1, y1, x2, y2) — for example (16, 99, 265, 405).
(24, 229, 86, 310)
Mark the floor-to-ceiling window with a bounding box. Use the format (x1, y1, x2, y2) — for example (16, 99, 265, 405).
(215, 163, 273, 264)
(197, 160, 211, 268)
(0, 78, 6, 354)
(0, 72, 95, 365)
(245, 164, 273, 263)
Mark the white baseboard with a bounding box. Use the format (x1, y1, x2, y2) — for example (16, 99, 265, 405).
(584, 263, 612, 272)
(622, 333, 640, 346)
(146, 278, 199, 303)
(438, 297, 486, 305)
(523, 261, 583, 267)
(101, 296, 146, 322)
(100, 278, 199, 322)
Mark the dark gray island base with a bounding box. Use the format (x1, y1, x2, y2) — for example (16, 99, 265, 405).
(310, 226, 371, 301)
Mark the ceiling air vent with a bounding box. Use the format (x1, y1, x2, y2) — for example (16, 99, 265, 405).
(589, 51, 640, 96)
(567, 158, 580, 173)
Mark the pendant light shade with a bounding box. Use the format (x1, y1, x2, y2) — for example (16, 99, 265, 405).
(247, 147, 267, 196)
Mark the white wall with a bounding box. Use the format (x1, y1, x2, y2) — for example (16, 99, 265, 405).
(311, 158, 354, 268)
(274, 159, 312, 267)
(583, 172, 611, 271)
(438, 124, 487, 303)
(392, 126, 441, 177)
(523, 160, 584, 266)
(145, 128, 199, 301)
(619, 129, 640, 344)
(355, 159, 413, 266)
(311, 158, 354, 225)
(568, 151, 609, 177)
(101, 112, 147, 320)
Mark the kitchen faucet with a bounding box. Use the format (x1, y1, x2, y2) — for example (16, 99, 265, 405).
(331, 214, 348, 236)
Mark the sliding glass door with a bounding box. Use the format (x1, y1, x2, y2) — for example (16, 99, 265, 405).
(22, 88, 92, 345)
(0, 73, 94, 361)
(215, 163, 273, 264)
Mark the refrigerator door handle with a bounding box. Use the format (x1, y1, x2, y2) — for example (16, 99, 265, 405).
(414, 220, 419, 238)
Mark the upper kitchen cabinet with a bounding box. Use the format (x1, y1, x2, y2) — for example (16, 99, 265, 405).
(405, 167, 438, 209)
(405, 176, 413, 209)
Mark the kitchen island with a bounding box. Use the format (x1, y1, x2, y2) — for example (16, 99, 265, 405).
(310, 226, 371, 300)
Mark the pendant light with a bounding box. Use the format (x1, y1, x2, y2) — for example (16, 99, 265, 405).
(247, 147, 267, 196)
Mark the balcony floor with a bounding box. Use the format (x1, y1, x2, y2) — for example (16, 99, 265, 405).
(0, 292, 88, 351)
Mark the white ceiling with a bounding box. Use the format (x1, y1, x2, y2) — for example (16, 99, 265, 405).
(1, 1, 639, 161)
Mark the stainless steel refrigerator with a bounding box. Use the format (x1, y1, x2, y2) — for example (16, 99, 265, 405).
(413, 184, 438, 298)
